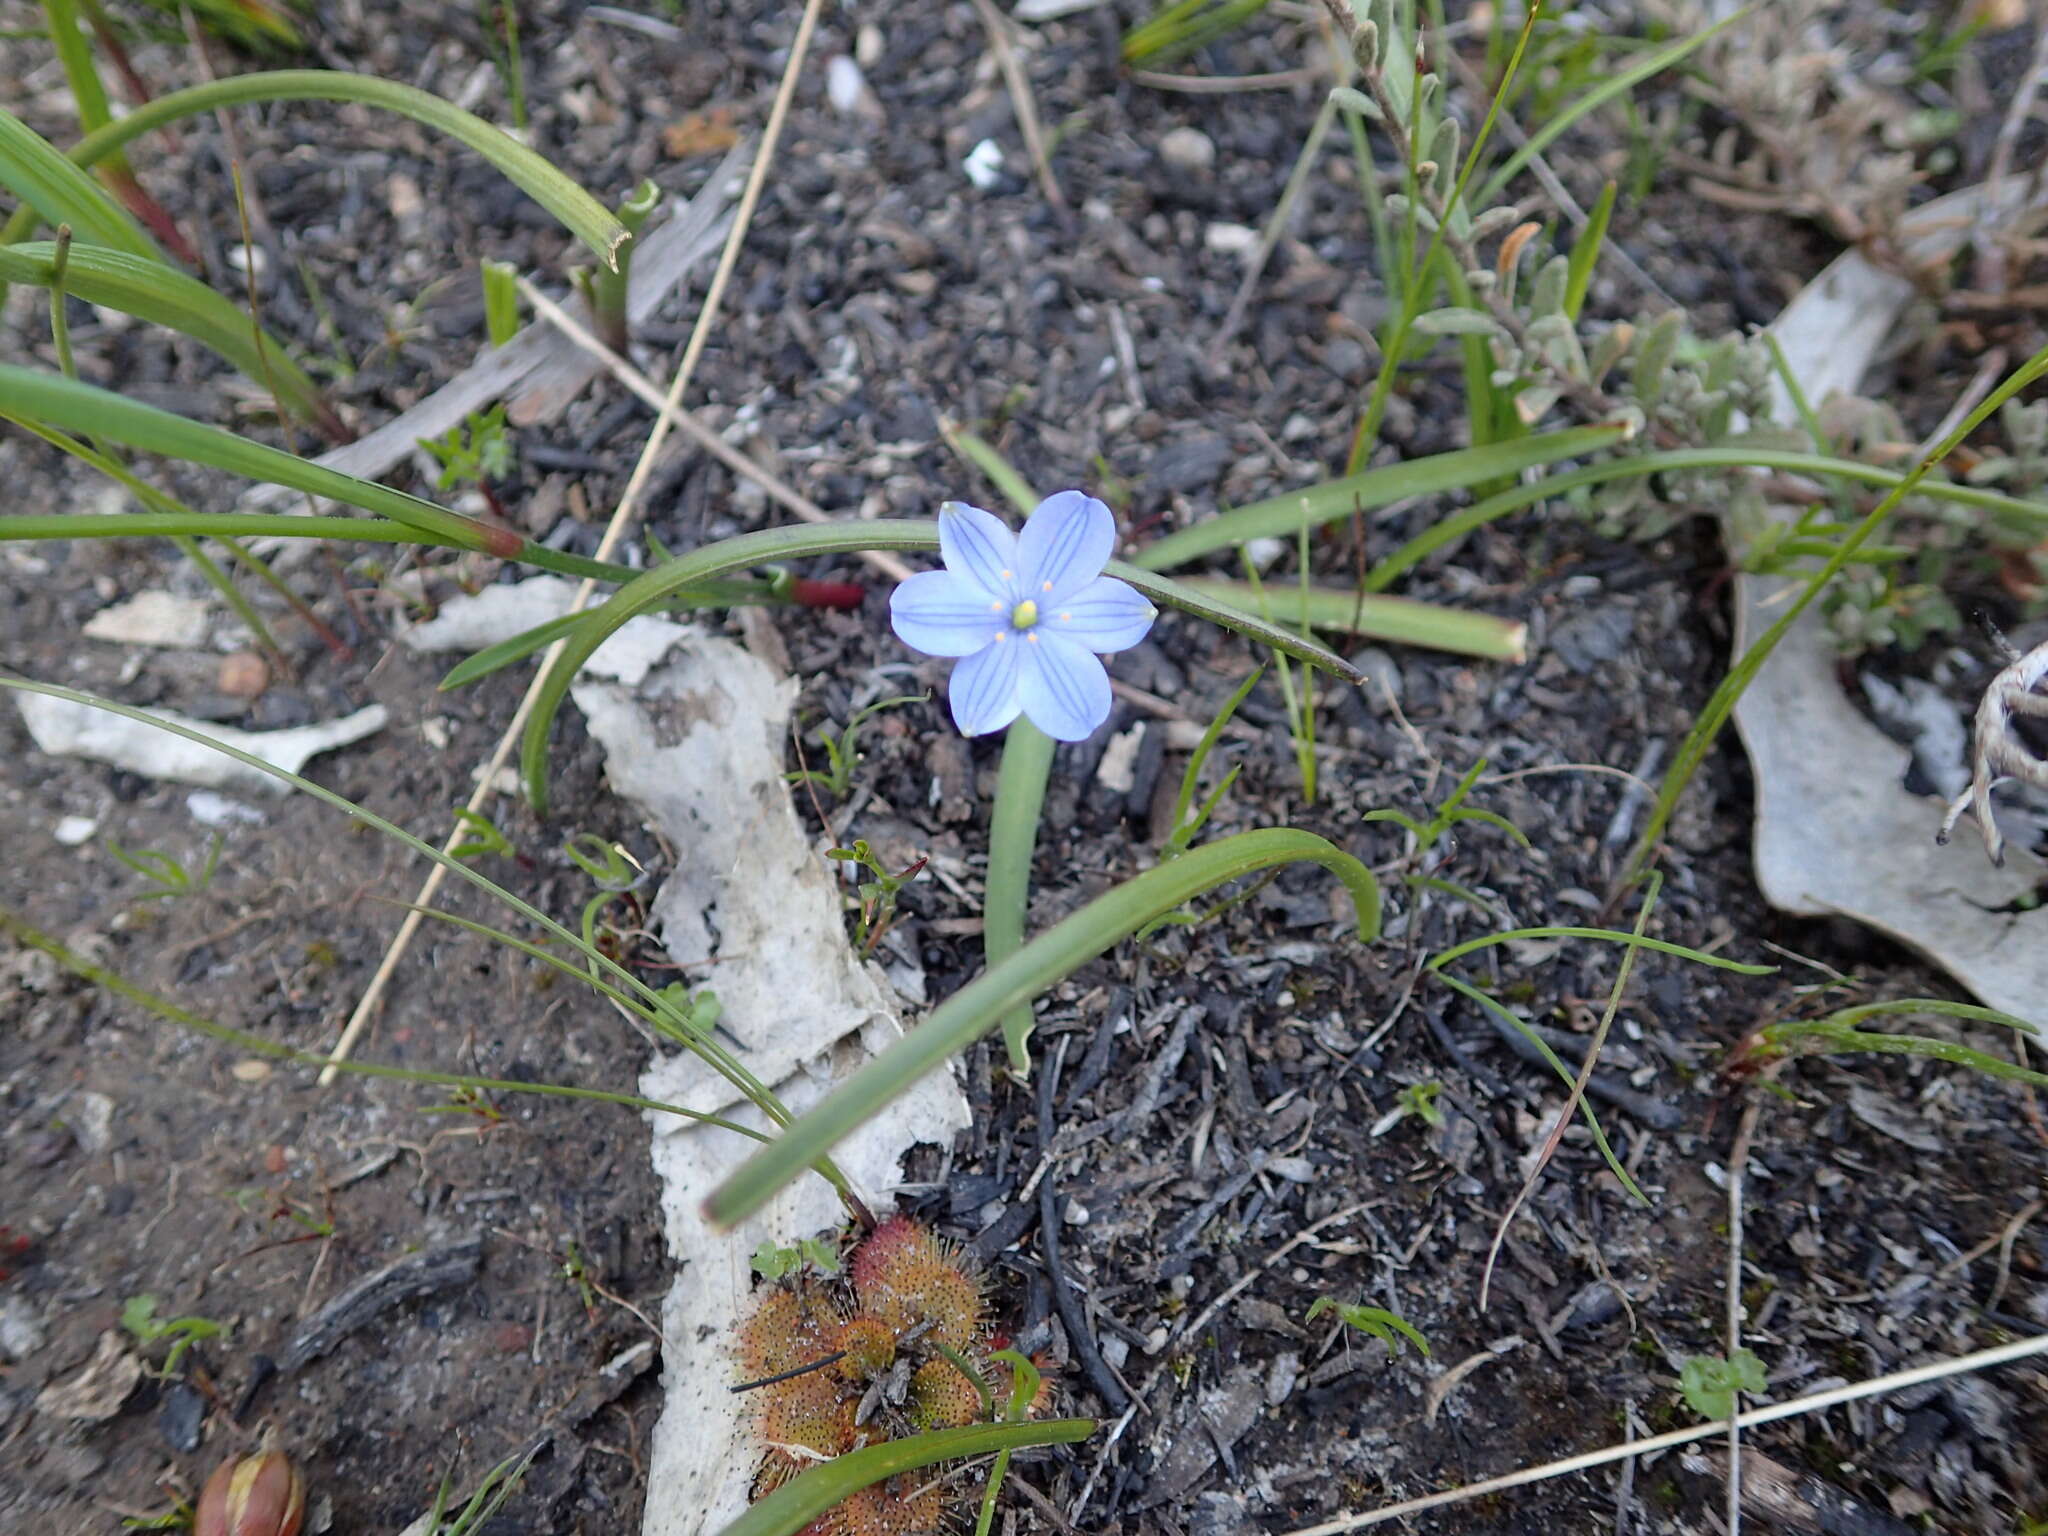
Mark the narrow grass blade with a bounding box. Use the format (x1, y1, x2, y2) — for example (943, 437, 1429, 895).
(706, 827, 1380, 1227)
(1175, 576, 1526, 660)
(0, 106, 156, 259)
(1428, 926, 1774, 975)
(0, 904, 768, 1140)
(1474, 8, 1749, 208)
(0, 365, 531, 560)
(2, 70, 628, 267)
(1133, 423, 1630, 570)
(0, 243, 329, 425)
(716, 1420, 1095, 1536)
(1364, 445, 2048, 592)
(1563, 180, 1616, 323)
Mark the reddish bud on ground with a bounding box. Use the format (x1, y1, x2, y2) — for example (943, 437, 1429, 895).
(194, 1450, 305, 1536)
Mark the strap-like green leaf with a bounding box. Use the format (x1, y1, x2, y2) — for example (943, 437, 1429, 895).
(1132, 422, 1630, 570)
(706, 826, 1380, 1227)
(4, 70, 627, 267)
(0, 242, 330, 426)
(0, 106, 156, 259)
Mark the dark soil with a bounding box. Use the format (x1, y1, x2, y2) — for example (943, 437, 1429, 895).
(3, 4, 2045, 1535)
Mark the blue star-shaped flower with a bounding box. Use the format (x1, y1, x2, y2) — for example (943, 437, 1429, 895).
(889, 491, 1158, 741)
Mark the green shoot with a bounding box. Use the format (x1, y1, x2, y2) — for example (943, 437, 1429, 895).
(788, 693, 928, 800)
(1393, 1079, 1445, 1129)
(481, 257, 520, 347)
(574, 178, 660, 354)
(1237, 549, 1316, 803)
(421, 1445, 540, 1536)
(826, 839, 928, 957)
(1121, 0, 1270, 67)
(1364, 758, 1529, 859)
(448, 808, 514, 862)
(489, 1, 527, 132)
(1306, 1296, 1430, 1358)
(750, 1236, 842, 1280)
(1161, 668, 1262, 860)
(1678, 1348, 1765, 1421)
(1750, 999, 2048, 1090)
(120, 1294, 226, 1377)
(973, 1350, 1047, 1536)
(419, 403, 515, 492)
(106, 833, 224, 903)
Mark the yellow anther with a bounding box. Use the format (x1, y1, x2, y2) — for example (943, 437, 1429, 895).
(1042, 580, 1053, 592)
(1011, 599, 1040, 630)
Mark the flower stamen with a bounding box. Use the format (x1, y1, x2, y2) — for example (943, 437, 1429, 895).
(1011, 599, 1040, 630)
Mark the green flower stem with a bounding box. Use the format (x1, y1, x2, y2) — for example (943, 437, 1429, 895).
(519, 522, 1366, 814)
(1176, 575, 1526, 660)
(1365, 445, 2048, 593)
(987, 719, 1054, 1074)
(716, 1420, 1095, 1536)
(1625, 340, 2048, 884)
(1, 69, 628, 267)
(706, 827, 1380, 1228)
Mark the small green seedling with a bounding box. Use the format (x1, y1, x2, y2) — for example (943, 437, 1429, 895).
(118, 1499, 195, 1531)
(788, 692, 928, 800)
(827, 839, 927, 956)
(750, 1235, 842, 1281)
(1306, 1296, 1430, 1358)
(421, 1444, 538, 1536)
(106, 832, 223, 903)
(419, 403, 515, 492)
(1160, 667, 1262, 861)
(120, 1294, 226, 1377)
(480, 258, 520, 348)
(1394, 1079, 1446, 1129)
(448, 807, 513, 862)
(1365, 757, 1530, 859)
(560, 1240, 600, 1319)
(1678, 1347, 1766, 1420)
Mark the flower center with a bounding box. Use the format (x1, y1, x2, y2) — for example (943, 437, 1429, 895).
(1010, 599, 1040, 630)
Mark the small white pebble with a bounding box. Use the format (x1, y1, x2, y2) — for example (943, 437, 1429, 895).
(963, 138, 1005, 190)
(1205, 222, 1259, 258)
(1159, 126, 1216, 175)
(54, 815, 98, 846)
(225, 242, 268, 279)
(1063, 1197, 1090, 1225)
(826, 56, 868, 115)
(1243, 536, 1287, 572)
(188, 790, 266, 828)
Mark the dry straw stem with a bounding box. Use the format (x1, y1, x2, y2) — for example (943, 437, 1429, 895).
(1273, 1333, 2048, 1535)
(970, 0, 1066, 213)
(320, 0, 829, 1083)
(515, 276, 913, 583)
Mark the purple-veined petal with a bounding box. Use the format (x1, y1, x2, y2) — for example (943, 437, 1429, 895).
(937, 501, 1020, 602)
(948, 631, 1024, 736)
(1016, 631, 1112, 742)
(1015, 491, 1116, 607)
(890, 569, 1010, 658)
(1043, 574, 1156, 655)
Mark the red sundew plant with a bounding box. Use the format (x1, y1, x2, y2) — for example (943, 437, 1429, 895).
(735, 1217, 1052, 1531)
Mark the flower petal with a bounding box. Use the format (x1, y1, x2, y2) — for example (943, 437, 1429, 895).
(1043, 574, 1157, 655)
(938, 501, 1019, 601)
(1015, 491, 1116, 606)
(1017, 631, 1112, 742)
(890, 569, 1009, 657)
(948, 631, 1024, 736)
